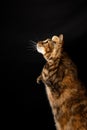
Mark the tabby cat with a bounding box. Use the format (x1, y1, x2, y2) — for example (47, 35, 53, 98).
(36, 34, 87, 130)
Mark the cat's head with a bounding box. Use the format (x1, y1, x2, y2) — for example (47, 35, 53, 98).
(37, 34, 64, 62)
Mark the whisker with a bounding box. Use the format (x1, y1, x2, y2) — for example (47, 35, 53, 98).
(29, 40, 37, 45)
(26, 46, 35, 48)
(27, 48, 36, 51)
(25, 39, 37, 53)
(27, 44, 37, 48)
(28, 43, 36, 46)
(26, 45, 37, 52)
(26, 46, 36, 50)
(26, 47, 36, 50)
(25, 51, 37, 56)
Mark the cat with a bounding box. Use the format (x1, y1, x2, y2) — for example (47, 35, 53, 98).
(36, 34, 87, 130)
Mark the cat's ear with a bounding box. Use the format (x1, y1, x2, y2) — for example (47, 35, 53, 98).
(59, 34, 63, 43)
(52, 35, 59, 43)
(52, 34, 63, 43)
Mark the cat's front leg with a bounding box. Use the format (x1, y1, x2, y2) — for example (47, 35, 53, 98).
(37, 75, 42, 84)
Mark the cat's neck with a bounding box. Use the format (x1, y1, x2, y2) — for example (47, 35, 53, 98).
(47, 57, 60, 67)
(47, 49, 63, 66)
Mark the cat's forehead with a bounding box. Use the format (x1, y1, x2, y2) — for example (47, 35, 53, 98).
(37, 34, 63, 44)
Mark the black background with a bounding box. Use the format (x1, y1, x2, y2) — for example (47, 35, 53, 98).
(1, 0, 87, 129)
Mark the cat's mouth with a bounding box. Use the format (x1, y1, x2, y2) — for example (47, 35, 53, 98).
(37, 44, 46, 54)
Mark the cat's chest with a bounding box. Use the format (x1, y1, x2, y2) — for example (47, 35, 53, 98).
(41, 63, 58, 82)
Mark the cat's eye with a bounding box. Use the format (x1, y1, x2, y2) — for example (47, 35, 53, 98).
(43, 39, 50, 43)
(44, 41, 48, 43)
(43, 39, 48, 42)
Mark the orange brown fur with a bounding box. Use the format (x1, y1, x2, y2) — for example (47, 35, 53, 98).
(36, 34, 87, 130)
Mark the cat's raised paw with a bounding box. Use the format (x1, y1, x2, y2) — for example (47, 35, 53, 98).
(37, 75, 42, 84)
